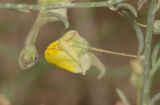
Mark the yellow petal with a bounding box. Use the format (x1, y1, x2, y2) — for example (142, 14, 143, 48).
(44, 40, 82, 73)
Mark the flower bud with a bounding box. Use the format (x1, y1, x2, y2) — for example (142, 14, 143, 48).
(19, 44, 38, 69)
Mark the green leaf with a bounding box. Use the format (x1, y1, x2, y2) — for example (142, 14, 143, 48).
(116, 89, 131, 105)
(43, 10, 69, 28)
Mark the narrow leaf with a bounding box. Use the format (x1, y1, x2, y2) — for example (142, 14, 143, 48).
(43, 10, 69, 28)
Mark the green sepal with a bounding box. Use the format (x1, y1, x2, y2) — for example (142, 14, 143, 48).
(19, 44, 38, 69)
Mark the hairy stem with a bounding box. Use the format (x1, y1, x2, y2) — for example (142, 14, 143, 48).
(142, 0, 156, 105)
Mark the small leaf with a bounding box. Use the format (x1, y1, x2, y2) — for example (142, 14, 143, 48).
(116, 89, 131, 105)
(43, 10, 69, 28)
(38, 0, 74, 28)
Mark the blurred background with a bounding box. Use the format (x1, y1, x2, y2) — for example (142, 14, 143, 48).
(0, 0, 160, 105)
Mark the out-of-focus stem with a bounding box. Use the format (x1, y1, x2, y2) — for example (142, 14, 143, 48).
(142, 0, 156, 105)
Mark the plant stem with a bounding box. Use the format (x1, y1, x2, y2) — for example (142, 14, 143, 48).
(90, 47, 138, 58)
(25, 8, 52, 45)
(25, 10, 44, 45)
(25, 13, 40, 45)
(0, 1, 123, 12)
(142, 0, 156, 105)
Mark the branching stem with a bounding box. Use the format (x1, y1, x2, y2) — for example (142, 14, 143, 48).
(0, 1, 158, 105)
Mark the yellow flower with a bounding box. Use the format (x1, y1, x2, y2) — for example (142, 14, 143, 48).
(44, 30, 106, 79)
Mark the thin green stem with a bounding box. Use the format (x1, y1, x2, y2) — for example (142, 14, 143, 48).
(0, 1, 123, 12)
(25, 10, 44, 45)
(142, 0, 156, 105)
(90, 47, 138, 58)
(25, 8, 50, 45)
